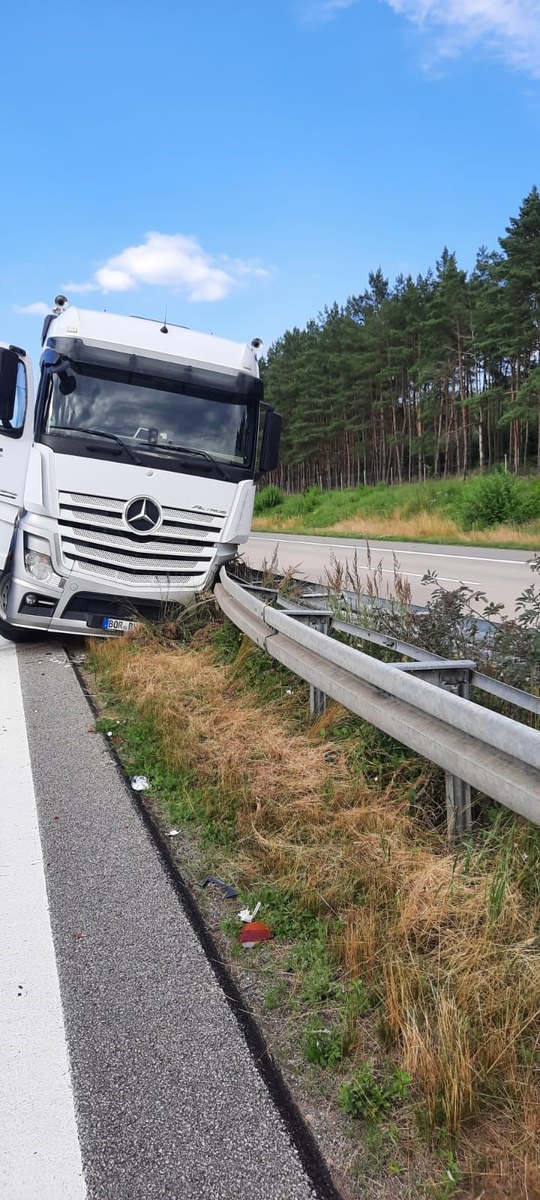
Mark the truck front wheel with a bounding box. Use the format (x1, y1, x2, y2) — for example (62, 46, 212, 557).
(0, 572, 40, 643)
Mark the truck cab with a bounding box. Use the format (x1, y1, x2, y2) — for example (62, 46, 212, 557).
(0, 303, 280, 639)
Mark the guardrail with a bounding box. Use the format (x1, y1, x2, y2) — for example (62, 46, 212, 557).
(214, 568, 540, 840)
(329, 617, 540, 718)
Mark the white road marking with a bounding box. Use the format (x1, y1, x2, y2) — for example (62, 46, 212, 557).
(0, 638, 87, 1200)
(352, 568, 480, 586)
(249, 534, 529, 567)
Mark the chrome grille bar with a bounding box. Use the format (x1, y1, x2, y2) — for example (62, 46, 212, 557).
(71, 560, 205, 587)
(57, 490, 223, 585)
(63, 543, 212, 571)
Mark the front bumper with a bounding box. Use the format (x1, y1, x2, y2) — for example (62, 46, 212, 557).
(4, 552, 231, 637)
(5, 497, 243, 636)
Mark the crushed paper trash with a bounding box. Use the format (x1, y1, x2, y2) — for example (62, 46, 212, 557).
(131, 775, 150, 792)
(238, 902, 261, 923)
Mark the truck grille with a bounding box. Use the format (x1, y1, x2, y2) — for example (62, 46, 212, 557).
(58, 491, 224, 587)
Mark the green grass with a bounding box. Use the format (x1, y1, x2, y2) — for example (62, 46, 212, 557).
(338, 1063, 412, 1121)
(303, 1025, 344, 1067)
(93, 709, 233, 855)
(253, 476, 540, 548)
(260, 479, 464, 524)
(87, 621, 540, 1197)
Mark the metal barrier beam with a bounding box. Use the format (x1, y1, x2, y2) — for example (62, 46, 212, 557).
(219, 571, 540, 773)
(333, 616, 540, 719)
(214, 579, 540, 827)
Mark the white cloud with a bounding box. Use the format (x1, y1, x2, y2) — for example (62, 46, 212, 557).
(383, 0, 540, 75)
(300, 0, 540, 73)
(300, 0, 359, 22)
(61, 280, 99, 294)
(67, 232, 269, 303)
(14, 301, 50, 316)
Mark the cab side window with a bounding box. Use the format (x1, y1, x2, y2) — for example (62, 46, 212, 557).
(1, 361, 27, 438)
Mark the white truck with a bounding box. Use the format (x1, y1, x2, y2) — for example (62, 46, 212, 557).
(0, 299, 280, 640)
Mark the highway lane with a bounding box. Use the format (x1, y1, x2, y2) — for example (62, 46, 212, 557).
(1, 638, 334, 1200)
(244, 533, 536, 617)
(0, 638, 86, 1200)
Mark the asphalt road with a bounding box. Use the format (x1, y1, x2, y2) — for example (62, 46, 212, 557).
(245, 533, 536, 617)
(1, 638, 337, 1200)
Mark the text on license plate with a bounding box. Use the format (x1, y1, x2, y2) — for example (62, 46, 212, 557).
(102, 618, 136, 632)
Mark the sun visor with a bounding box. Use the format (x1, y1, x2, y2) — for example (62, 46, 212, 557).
(46, 336, 262, 398)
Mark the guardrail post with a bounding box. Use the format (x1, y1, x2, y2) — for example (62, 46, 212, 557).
(387, 659, 474, 840)
(310, 682, 327, 718)
(442, 670, 472, 840)
(283, 607, 333, 719)
(445, 773, 472, 840)
(308, 616, 331, 718)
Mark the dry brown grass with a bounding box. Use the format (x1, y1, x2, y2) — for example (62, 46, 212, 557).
(252, 509, 540, 548)
(90, 625, 540, 1192)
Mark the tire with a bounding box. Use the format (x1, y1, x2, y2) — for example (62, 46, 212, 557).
(0, 571, 41, 643)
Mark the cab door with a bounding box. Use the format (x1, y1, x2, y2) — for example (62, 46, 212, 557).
(0, 345, 34, 570)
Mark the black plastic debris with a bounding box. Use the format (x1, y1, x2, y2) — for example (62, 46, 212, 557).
(202, 875, 239, 899)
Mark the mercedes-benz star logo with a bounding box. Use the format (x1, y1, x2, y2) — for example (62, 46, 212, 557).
(124, 496, 162, 534)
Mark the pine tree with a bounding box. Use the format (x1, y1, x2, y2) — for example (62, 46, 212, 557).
(262, 189, 540, 489)
(498, 186, 540, 469)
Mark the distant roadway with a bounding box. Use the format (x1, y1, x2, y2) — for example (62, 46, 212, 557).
(244, 533, 536, 618)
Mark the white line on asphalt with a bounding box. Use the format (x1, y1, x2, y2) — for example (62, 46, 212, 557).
(0, 638, 87, 1200)
(349, 568, 480, 586)
(248, 534, 529, 567)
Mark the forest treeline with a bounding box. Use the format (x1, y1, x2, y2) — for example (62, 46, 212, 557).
(262, 188, 540, 490)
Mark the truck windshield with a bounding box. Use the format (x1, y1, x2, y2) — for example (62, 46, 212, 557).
(41, 362, 257, 476)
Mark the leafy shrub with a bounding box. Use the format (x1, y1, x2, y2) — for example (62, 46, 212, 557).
(299, 485, 323, 514)
(331, 548, 540, 693)
(254, 484, 285, 514)
(345, 977, 373, 1018)
(303, 1025, 344, 1067)
(460, 471, 540, 529)
(338, 1063, 411, 1120)
(426, 1152, 463, 1199)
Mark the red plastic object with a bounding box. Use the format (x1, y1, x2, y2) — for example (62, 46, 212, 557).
(238, 920, 272, 948)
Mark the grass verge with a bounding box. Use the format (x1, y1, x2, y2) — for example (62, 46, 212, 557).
(252, 478, 540, 549)
(86, 616, 540, 1199)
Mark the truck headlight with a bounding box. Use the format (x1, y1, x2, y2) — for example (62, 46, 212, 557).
(25, 550, 57, 584)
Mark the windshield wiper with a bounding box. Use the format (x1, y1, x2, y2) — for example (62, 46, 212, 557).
(145, 442, 228, 479)
(51, 426, 142, 466)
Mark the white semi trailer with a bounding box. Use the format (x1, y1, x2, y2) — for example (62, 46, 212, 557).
(0, 299, 280, 639)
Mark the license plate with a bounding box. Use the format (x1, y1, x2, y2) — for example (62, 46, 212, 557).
(102, 617, 136, 632)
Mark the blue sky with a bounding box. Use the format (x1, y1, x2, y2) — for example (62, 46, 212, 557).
(2, 0, 540, 363)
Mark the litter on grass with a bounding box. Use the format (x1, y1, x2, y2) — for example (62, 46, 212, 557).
(202, 875, 239, 899)
(238, 902, 261, 923)
(131, 776, 150, 792)
(238, 921, 272, 949)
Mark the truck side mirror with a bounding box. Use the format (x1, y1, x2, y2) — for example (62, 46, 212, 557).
(0, 348, 19, 424)
(259, 409, 282, 475)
